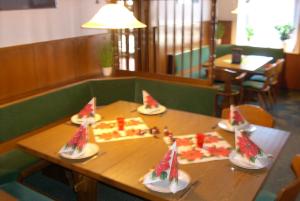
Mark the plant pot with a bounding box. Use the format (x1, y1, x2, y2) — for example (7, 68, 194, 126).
(102, 67, 113, 77)
(216, 39, 222, 45)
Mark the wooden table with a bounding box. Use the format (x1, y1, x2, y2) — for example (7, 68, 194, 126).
(18, 101, 289, 201)
(213, 54, 273, 72)
(0, 190, 17, 201)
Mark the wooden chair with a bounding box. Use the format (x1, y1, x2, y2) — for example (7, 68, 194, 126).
(248, 59, 285, 103)
(242, 64, 276, 109)
(214, 68, 247, 115)
(292, 154, 300, 178)
(256, 155, 300, 201)
(221, 104, 275, 127)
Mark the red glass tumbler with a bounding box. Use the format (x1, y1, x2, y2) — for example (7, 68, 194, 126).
(196, 133, 205, 148)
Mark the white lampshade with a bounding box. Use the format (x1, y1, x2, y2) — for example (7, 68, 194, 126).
(82, 4, 146, 29)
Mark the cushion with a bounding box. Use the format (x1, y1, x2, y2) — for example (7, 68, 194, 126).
(243, 80, 264, 90)
(255, 190, 276, 201)
(0, 149, 39, 184)
(249, 75, 267, 82)
(0, 181, 53, 201)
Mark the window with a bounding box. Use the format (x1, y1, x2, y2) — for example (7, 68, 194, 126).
(236, 0, 296, 51)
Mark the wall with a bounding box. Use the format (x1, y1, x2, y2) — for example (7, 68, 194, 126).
(0, 0, 106, 48)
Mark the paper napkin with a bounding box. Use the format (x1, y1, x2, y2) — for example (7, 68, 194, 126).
(144, 142, 179, 193)
(78, 97, 96, 118)
(235, 129, 266, 166)
(142, 90, 160, 110)
(59, 121, 88, 158)
(229, 105, 249, 130)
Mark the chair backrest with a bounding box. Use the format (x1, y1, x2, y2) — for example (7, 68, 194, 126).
(263, 63, 277, 89)
(272, 58, 285, 85)
(277, 178, 300, 201)
(214, 68, 247, 94)
(292, 155, 300, 178)
(221, 104, 275, 127)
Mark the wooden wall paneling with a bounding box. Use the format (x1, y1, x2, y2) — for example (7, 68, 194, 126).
(0, 45, 38, 101)
(283, 53, 300, 90)
(33, 39, 77, 88)
(75, 34, 109, 78)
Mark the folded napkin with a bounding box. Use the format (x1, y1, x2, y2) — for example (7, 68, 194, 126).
(229, 105, 249, 130)
(142, 90, 160, 112)
(78, 97, 96, 118)
(59, 121, 88, 158)
(144, 142, 179, 193)
(235, 129, 266, 167)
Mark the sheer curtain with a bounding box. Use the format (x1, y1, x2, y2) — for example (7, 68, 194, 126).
(293, 0, 300, 53)
(236, 0, 296, 51)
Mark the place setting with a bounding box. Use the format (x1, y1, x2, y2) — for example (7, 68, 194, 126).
(228, 129, 272, 170)
(137, 90, 167, 115)
(142, 142, 193, 195)
(59, 120, 101, 163)
(218, 105, 256, 133)
(70, 97, 101, 125)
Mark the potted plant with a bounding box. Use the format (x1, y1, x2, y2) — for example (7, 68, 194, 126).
(275, 24, 295, 41)
(246, 26, 254, 42)
(215, 22, 225, 45)
(99, 42, 114, 77)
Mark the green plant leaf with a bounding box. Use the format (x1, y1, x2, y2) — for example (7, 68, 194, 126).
(99, 42, 114, 67)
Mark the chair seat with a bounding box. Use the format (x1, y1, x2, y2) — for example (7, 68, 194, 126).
(0, 182, 53, 201)
(255, 190, 276, 201)
(243, 80, 265, 90)
(0, 149, 39, 184)
(249, 74, 267, 82)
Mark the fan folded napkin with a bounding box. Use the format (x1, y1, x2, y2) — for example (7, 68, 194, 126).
(143, 142, 179, 193)
(142, 90, 161, 113)
(59, 121, 88, 158)
(234, 129, 266, 167)
(78, 97, 96, 118)
(228, 105, 250, 130)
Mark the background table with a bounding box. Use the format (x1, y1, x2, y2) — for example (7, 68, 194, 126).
(18, 101, 289, 201)
(213, 54, 273, 72)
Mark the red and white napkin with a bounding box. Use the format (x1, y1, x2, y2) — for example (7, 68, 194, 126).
(229, 105, 249, 130)
(143, 142, 179, 193)
(59, 122, 88, 158)
(142, 90, 160, 110)
(78, 97, 96, 118)
(234, 129, 266, 166)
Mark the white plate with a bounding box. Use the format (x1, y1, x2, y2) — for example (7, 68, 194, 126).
(60, 143, 99, 160)
(71, 114, 101, 125)
(137, 105, 166, 115)
(143, 170, 190, 193)
(229, 150, 269, 169)
(218, 119, 256, 133)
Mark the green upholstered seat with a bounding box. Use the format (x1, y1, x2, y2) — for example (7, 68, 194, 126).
(249, 74, 267, 82)
(98, 182, 145, 201)
(255, 190, 276, 201)
(0, 181, 53, 201)
(174, 46, 210, 79)
(216, 44, 233, 57)
(0, 149, 39, 184)
(243, 80, 265, 90)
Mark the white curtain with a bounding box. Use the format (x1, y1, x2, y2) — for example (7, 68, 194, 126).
(293, 0, 300, 53)
(236, 0, 296, 51)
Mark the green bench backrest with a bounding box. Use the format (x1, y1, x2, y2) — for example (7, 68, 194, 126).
(134, 78, 216, 116)
(89, 79, 135, 105)
(174, 47, 209, 79)
(0, 83, 92, 142)
(216, 44, 284, 63)
(0, 78, 217, 142)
